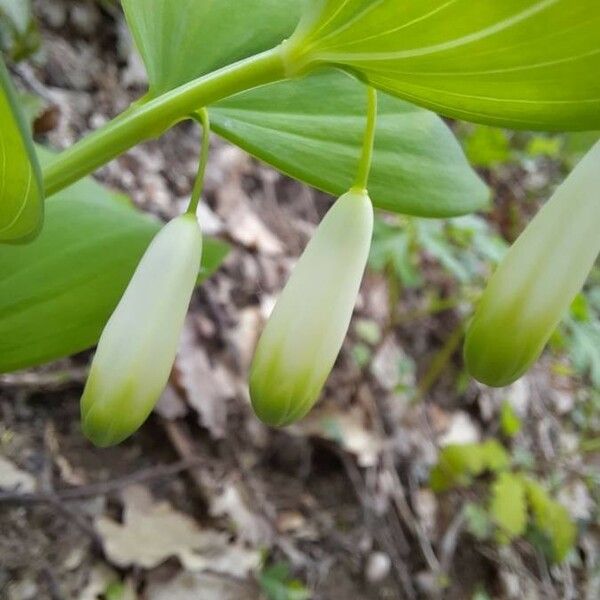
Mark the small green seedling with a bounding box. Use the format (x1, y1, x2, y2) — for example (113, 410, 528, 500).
(0, 1, 599, 444)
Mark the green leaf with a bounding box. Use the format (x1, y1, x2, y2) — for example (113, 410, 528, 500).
(211, 70, 489, 218)
(260, 563, 310, 600)
(525, 135, 562, 159)
(289, 0, 600, 131)
(463, 126, 512, 167)
(430, 440, 509, 492)
(463, 502, 493, 541)
(525, 479, 576, 562)
(565, 316, 600, 390)
(480, 439, 511, 472)
(122, 0, 305, 96)
(0, 0, 30, 34)
(0, 149, 229, 374)
(490, 472, 527, 540)
(0, 58, 43, 242)
(369, 218, 421, 287)
(500, 401, 522, 438)
(563, 131, 600, 165)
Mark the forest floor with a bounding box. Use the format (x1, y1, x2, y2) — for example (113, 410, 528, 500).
(0, 2, 598, 599)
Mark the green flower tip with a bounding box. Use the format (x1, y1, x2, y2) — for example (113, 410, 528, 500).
(465, 140, 600, 387)
(81, 214, 202, 447)
(250, 189, 373, 426)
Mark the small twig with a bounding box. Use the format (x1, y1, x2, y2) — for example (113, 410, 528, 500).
(438, 508, 467, 577)
(387, 455, 441, 575)
(162, 419, 215, 500)
(339, 452, 417, 600)
(0, 457, 204, 505)
(0, 367, 89, 391)
(415, 321, 465, 401)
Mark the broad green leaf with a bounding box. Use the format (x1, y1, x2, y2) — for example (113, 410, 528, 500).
(525, 479, 576, 562)
(0, 150, 229, 374)
(211, 70, 488, 218)
(288, 0, 600, 131)
(122, 0, 306, 96)
(0, 58, 43, 242)
(490, 472, 527, 540)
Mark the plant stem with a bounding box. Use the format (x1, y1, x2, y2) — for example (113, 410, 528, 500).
(42, 47, 286, 197)
(415, 321, 466, 402)
(187, 109, 211, 215)
(353, 86, 377, 191)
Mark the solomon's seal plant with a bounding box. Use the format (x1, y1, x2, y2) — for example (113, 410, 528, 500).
(0, 0, 599, 445)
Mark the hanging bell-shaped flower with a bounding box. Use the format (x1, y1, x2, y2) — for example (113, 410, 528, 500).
(464, 141, 600, 387)
(250, 189, 374, 426)
(81, 214, 202, 446)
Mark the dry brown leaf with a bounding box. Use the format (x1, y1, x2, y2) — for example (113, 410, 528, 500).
(226, 202, 283, 256)
(79, 564, 127, 600)
(438, 411, 480, 446)
(228, 307, 262, 372)
(210, 482, 272, 547)
(175, 321, 236, 438)
(95, 485, 260, 576)
(0, 456, 36, 493)
(296, 406, 382, 467)
(370, 336, 411, 391)
(146, 571, 258, 600)
(155, 384, 189, 421)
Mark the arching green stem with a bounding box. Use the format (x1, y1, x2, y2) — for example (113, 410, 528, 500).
(353, 86, 378, 192)
(42, 47, 286, 197)
(186, 109, 211, 215)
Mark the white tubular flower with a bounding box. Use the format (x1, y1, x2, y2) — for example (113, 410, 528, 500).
(81, 214, 202, 446)
(465, 140, 600, 387)
(250, 189, 374, 426)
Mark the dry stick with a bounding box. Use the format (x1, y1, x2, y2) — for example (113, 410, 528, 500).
(438, 509, 467, 578)
(363, 386, 442, 577)
(0, 456, 205, 505)
(162, 419, 309, 568)
(340, 451, 417, 600)
(383, 450, 441, 575)
(162, 419, 214, 499)
(0, 367, 89, 391)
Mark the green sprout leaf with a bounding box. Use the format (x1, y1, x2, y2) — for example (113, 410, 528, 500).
(0, 57, 43, 243)
(463, 126, 513, 168)
(430, 440, 510, 492)
(287, 0, 600, 131)
(211, 70, 488, 218)
(260, 563, 310, 600)
(525, 479, 576, 562)
(490, 472, 527, 540)
(0, 148, 228, 374)
(500, 401, 523, 438)
(122, 0, 305, 96)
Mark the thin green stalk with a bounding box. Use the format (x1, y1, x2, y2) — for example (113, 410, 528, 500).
(415, 322, 466, 403)
(187, 109, 211, 215)
(42, 47, 286, 197)
(353, 86, 378, 191)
